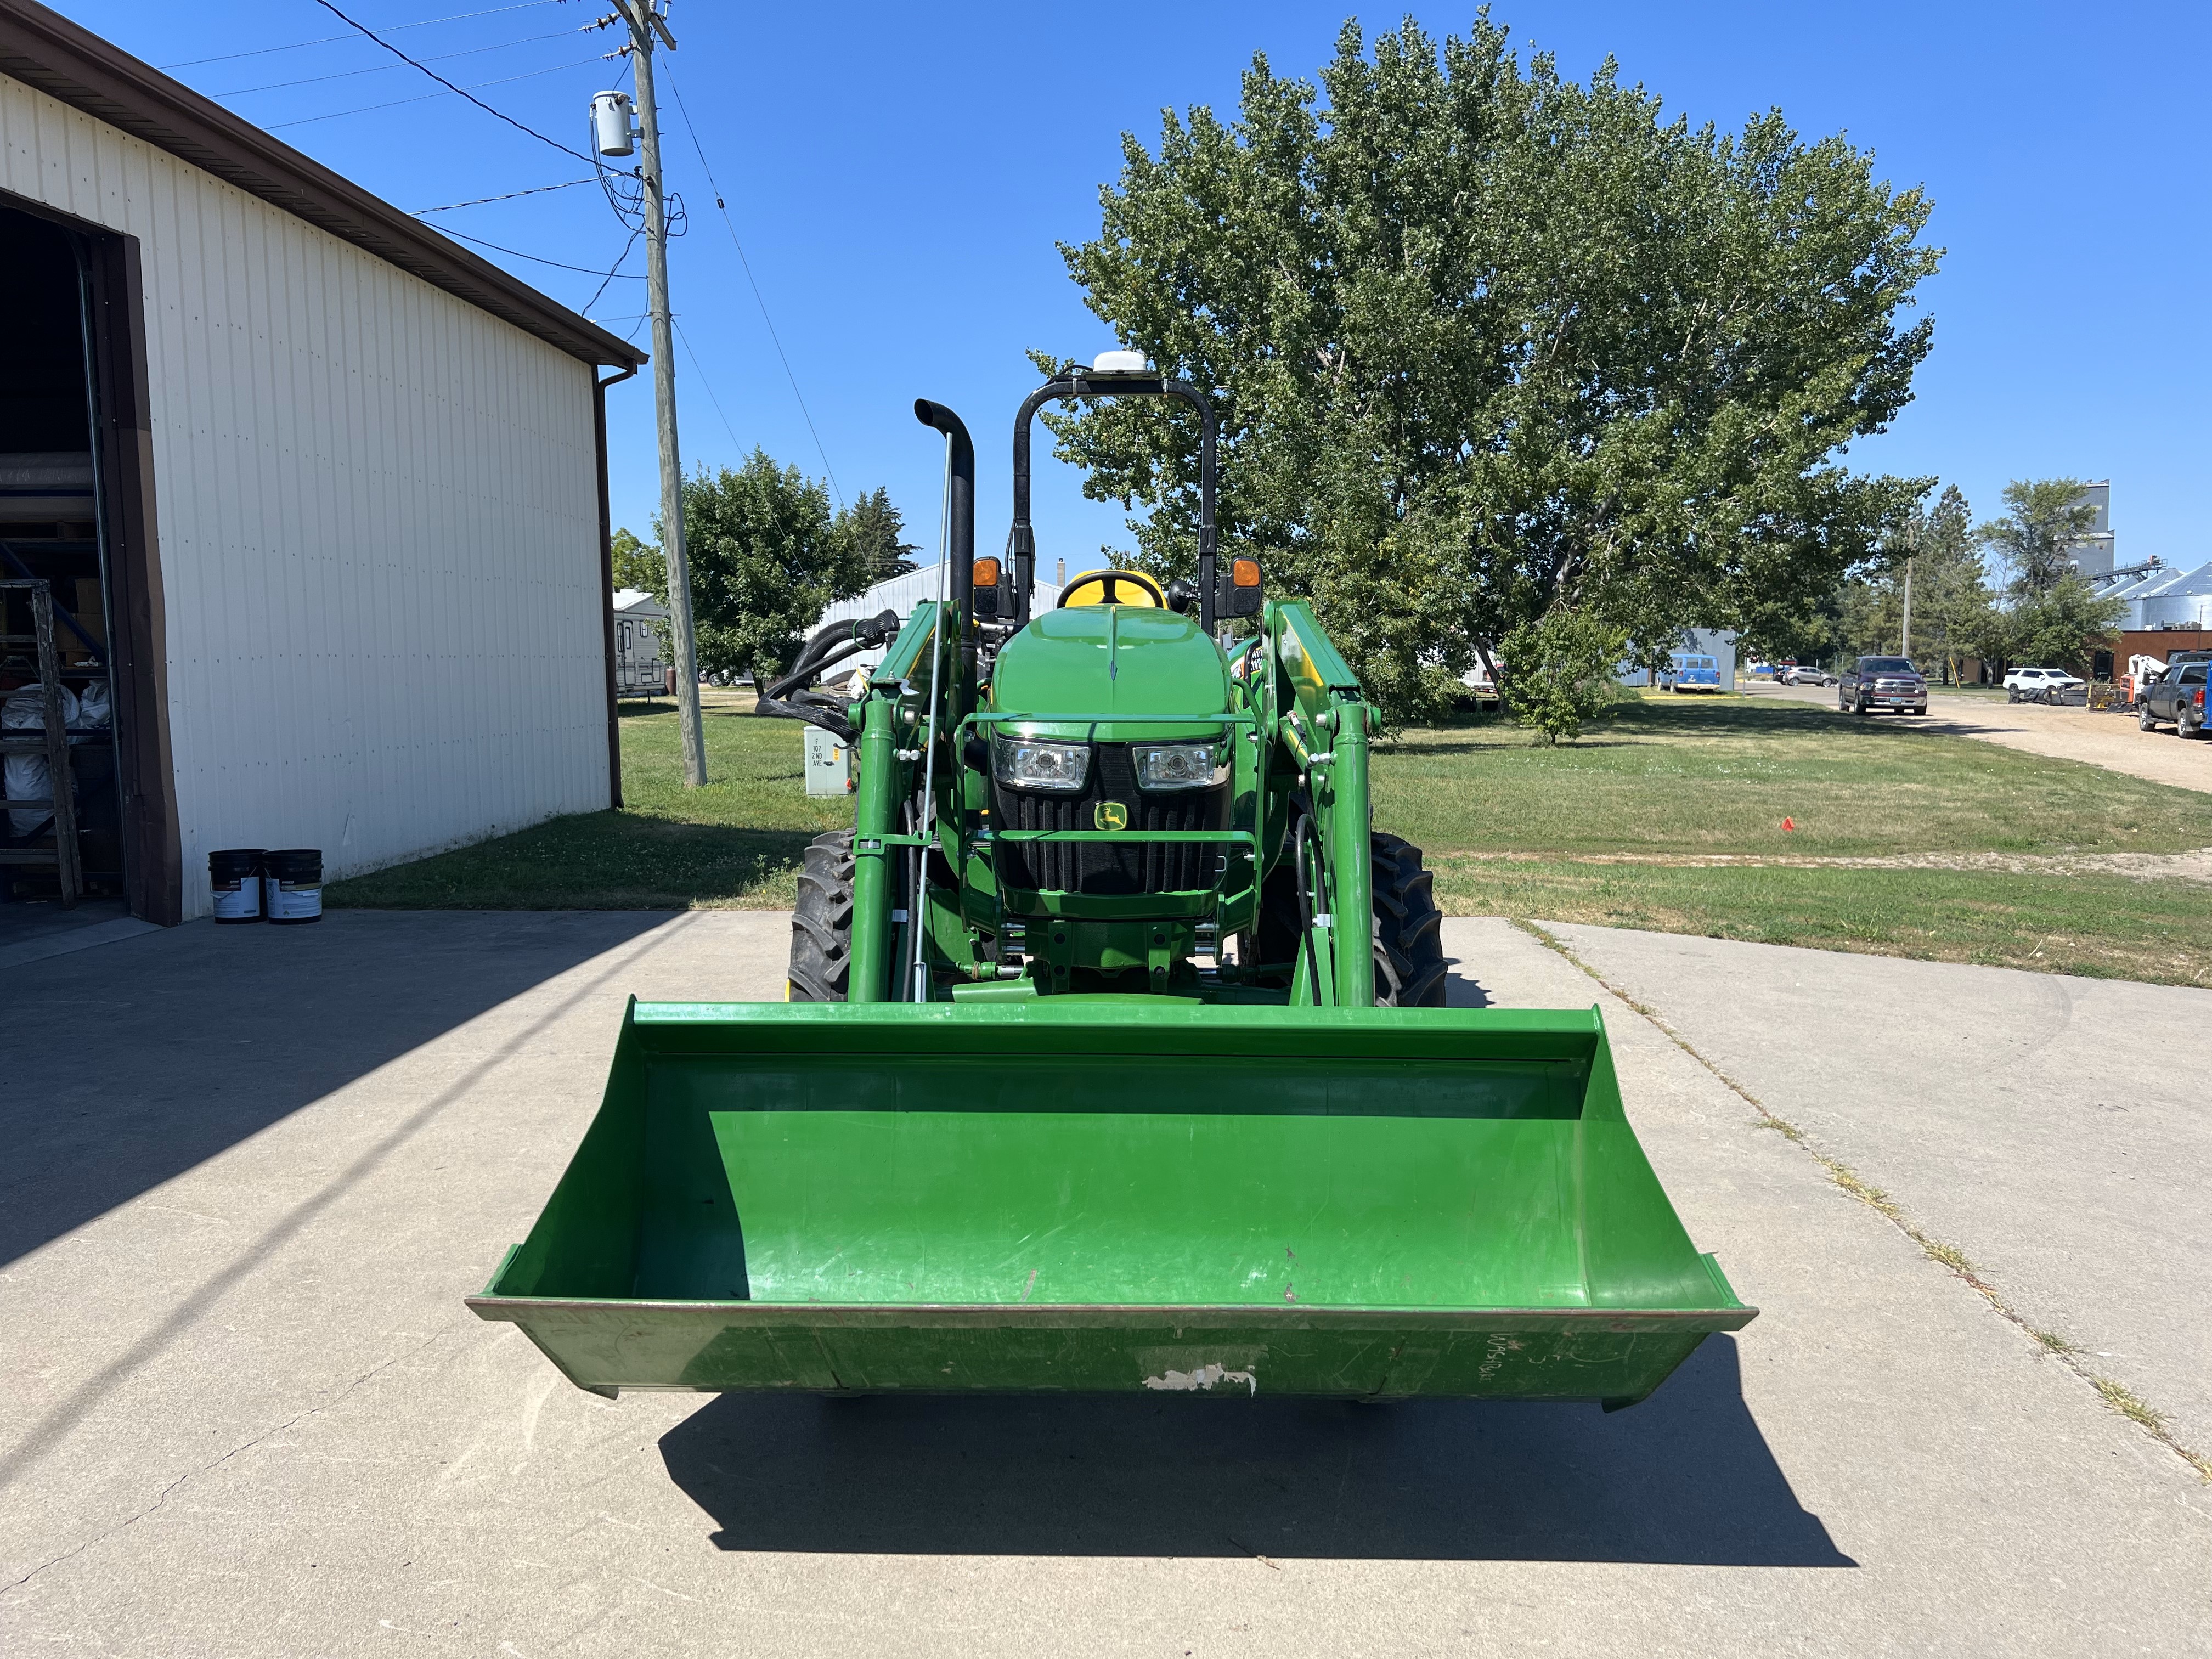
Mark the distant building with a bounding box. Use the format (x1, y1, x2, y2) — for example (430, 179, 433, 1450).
(611, 590, 669, 697)
(2064, 481, 2114, 577)
(806, 567, 1067, 685)
(1618, 628, 1737, 692)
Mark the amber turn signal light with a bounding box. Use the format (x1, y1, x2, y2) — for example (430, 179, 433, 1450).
(1231, 557, 1261, 587)
(973, 556, 1001, 587)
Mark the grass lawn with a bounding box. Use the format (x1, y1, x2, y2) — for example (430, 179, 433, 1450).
(1376, 692, 2209, 859)
(329, 686, 2212, 986)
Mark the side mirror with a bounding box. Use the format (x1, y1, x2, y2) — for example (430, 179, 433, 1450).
(972, 555, 1003, 620)
(1165, 577, 1200, 616)
(1216, 555, 1263, 618)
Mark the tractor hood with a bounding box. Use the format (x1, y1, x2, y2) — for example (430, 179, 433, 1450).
(989, 607, 1229, 737)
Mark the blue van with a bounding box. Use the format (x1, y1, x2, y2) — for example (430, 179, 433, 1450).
(1666, 651, 1722, 692)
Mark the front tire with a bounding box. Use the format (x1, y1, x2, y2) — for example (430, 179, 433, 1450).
(1371, 832, 1448, 1007)
(788, 831, 856, 1001)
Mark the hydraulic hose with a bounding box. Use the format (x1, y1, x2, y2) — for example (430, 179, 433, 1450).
(755, 610, 902, 740)
(1291, 809, 1324, 1007)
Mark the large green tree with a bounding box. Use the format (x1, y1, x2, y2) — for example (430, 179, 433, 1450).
(656, 450, 879, 683)
(1824, 483, 1994, 680)
(832, 486, 921, 587)
(1975, 478, 2099, 599)
(610, 526, 664, 594)
(1040, 13, 1941, 719)
(1898, 484, 1996, 682)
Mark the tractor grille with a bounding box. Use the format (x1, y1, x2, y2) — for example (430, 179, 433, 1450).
(995, 743, 1229, 895)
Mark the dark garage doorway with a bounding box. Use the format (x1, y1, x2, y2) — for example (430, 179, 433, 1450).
(0, 196, 178, 938)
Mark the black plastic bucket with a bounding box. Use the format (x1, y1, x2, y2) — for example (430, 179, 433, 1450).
(210, 848, 264, 924)
(264, 848, 324, 925)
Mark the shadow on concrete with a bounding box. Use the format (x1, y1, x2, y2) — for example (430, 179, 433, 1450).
(1443, 963, 1493, 1008)
(659, 1336, 1849, 1566)
(0, 910, 672, 1267)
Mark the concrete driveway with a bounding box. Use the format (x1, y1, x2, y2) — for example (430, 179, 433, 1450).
(2, 912, 2207, 1656)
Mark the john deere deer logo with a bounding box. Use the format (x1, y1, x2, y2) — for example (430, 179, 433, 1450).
(1094, 800, 1128, 831)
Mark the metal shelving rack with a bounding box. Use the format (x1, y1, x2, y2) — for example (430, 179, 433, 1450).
(0, 579, 83, 906)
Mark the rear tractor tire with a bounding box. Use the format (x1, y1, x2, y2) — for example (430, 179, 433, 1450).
(787, 831, 856, 1002)
(1371, 832, 1449, 1008)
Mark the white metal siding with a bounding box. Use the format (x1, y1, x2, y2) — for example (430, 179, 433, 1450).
(2, 75, 611, 916)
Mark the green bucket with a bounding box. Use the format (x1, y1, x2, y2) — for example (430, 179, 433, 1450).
(468, 1000, 1753, 1406)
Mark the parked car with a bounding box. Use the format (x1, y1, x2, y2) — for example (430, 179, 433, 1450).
(2138, 661, 2208, 737)
(2003, 666, 2084, 702)
(1780, 664, 1837, 687)
(1839, 656, 1926, 716)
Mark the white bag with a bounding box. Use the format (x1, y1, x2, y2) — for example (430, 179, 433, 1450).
(73, 678, 111, 740)
(3, 682, 79, 836)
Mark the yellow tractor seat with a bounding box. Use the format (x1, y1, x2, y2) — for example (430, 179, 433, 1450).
(1057, 568, 1165, 608)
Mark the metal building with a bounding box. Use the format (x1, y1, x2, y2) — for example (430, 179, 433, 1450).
(0, 5, 646, 926)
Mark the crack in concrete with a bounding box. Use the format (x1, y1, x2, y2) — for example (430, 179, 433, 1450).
(2, 1330, 449, 1597)
(1517, 918, 2212, 1485)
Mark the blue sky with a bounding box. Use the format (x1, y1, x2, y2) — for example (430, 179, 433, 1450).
(60, 1, 2212, 573)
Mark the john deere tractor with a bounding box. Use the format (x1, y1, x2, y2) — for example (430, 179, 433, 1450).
(468, 359, 1753, 1404)
(760, 362, 1444, 1011)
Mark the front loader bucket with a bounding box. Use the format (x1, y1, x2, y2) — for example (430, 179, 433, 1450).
(469, 1001, 1753, 1405)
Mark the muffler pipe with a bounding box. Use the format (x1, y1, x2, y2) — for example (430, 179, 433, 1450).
(913, 399, 975, 712)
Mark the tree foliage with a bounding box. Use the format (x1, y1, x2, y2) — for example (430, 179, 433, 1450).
(611, 526, 664, 594)
(1976, 478, 2098, 600)
(1821, 483, 1995, 680)
(1040, 12, 1941, 720)
(1499, 609, 1624, 744)
(833, 487, 921, 587)
(1897, 484, 1995, 681)
(1994, 575, 2123, 674)
(657, 450, 881, 682)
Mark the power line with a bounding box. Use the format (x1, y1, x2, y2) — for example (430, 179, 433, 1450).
(210, 26, 582, 97)
(307, 0, 603, 163)
(433, 224, 647, 276)
(673, 317, 746, 461)
(411, 176, 595, 213)
(264, 53, 608, 133)
(583, 228, 644, 313)
(660, 60, 843, 506)
(162, 2, 560, 69)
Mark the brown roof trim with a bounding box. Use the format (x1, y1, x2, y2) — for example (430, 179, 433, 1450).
(0, 0, 646, 370)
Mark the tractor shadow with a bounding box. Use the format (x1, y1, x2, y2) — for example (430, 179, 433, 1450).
(659, 1335, 1850, 1566)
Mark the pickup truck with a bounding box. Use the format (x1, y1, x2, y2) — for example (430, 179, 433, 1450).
(2139, 661, 2208, 738)
(1839, 656, 1926, 716)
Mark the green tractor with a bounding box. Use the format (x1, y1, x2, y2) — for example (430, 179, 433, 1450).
(468, 362, 1753, 1404)
(765, 365, 1443, 1011)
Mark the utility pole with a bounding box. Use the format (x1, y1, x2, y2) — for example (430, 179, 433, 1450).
(1901, 558, 1913, 657)
(1900, 512, 1917, 659)
(613, 1, 706, 787)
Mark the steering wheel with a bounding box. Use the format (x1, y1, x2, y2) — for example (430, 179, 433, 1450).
(1057, 569, 1166, 609)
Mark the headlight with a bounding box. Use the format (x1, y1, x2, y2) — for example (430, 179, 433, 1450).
(1131, 742, 1228, 790)
(992, 735, 1090, 792)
